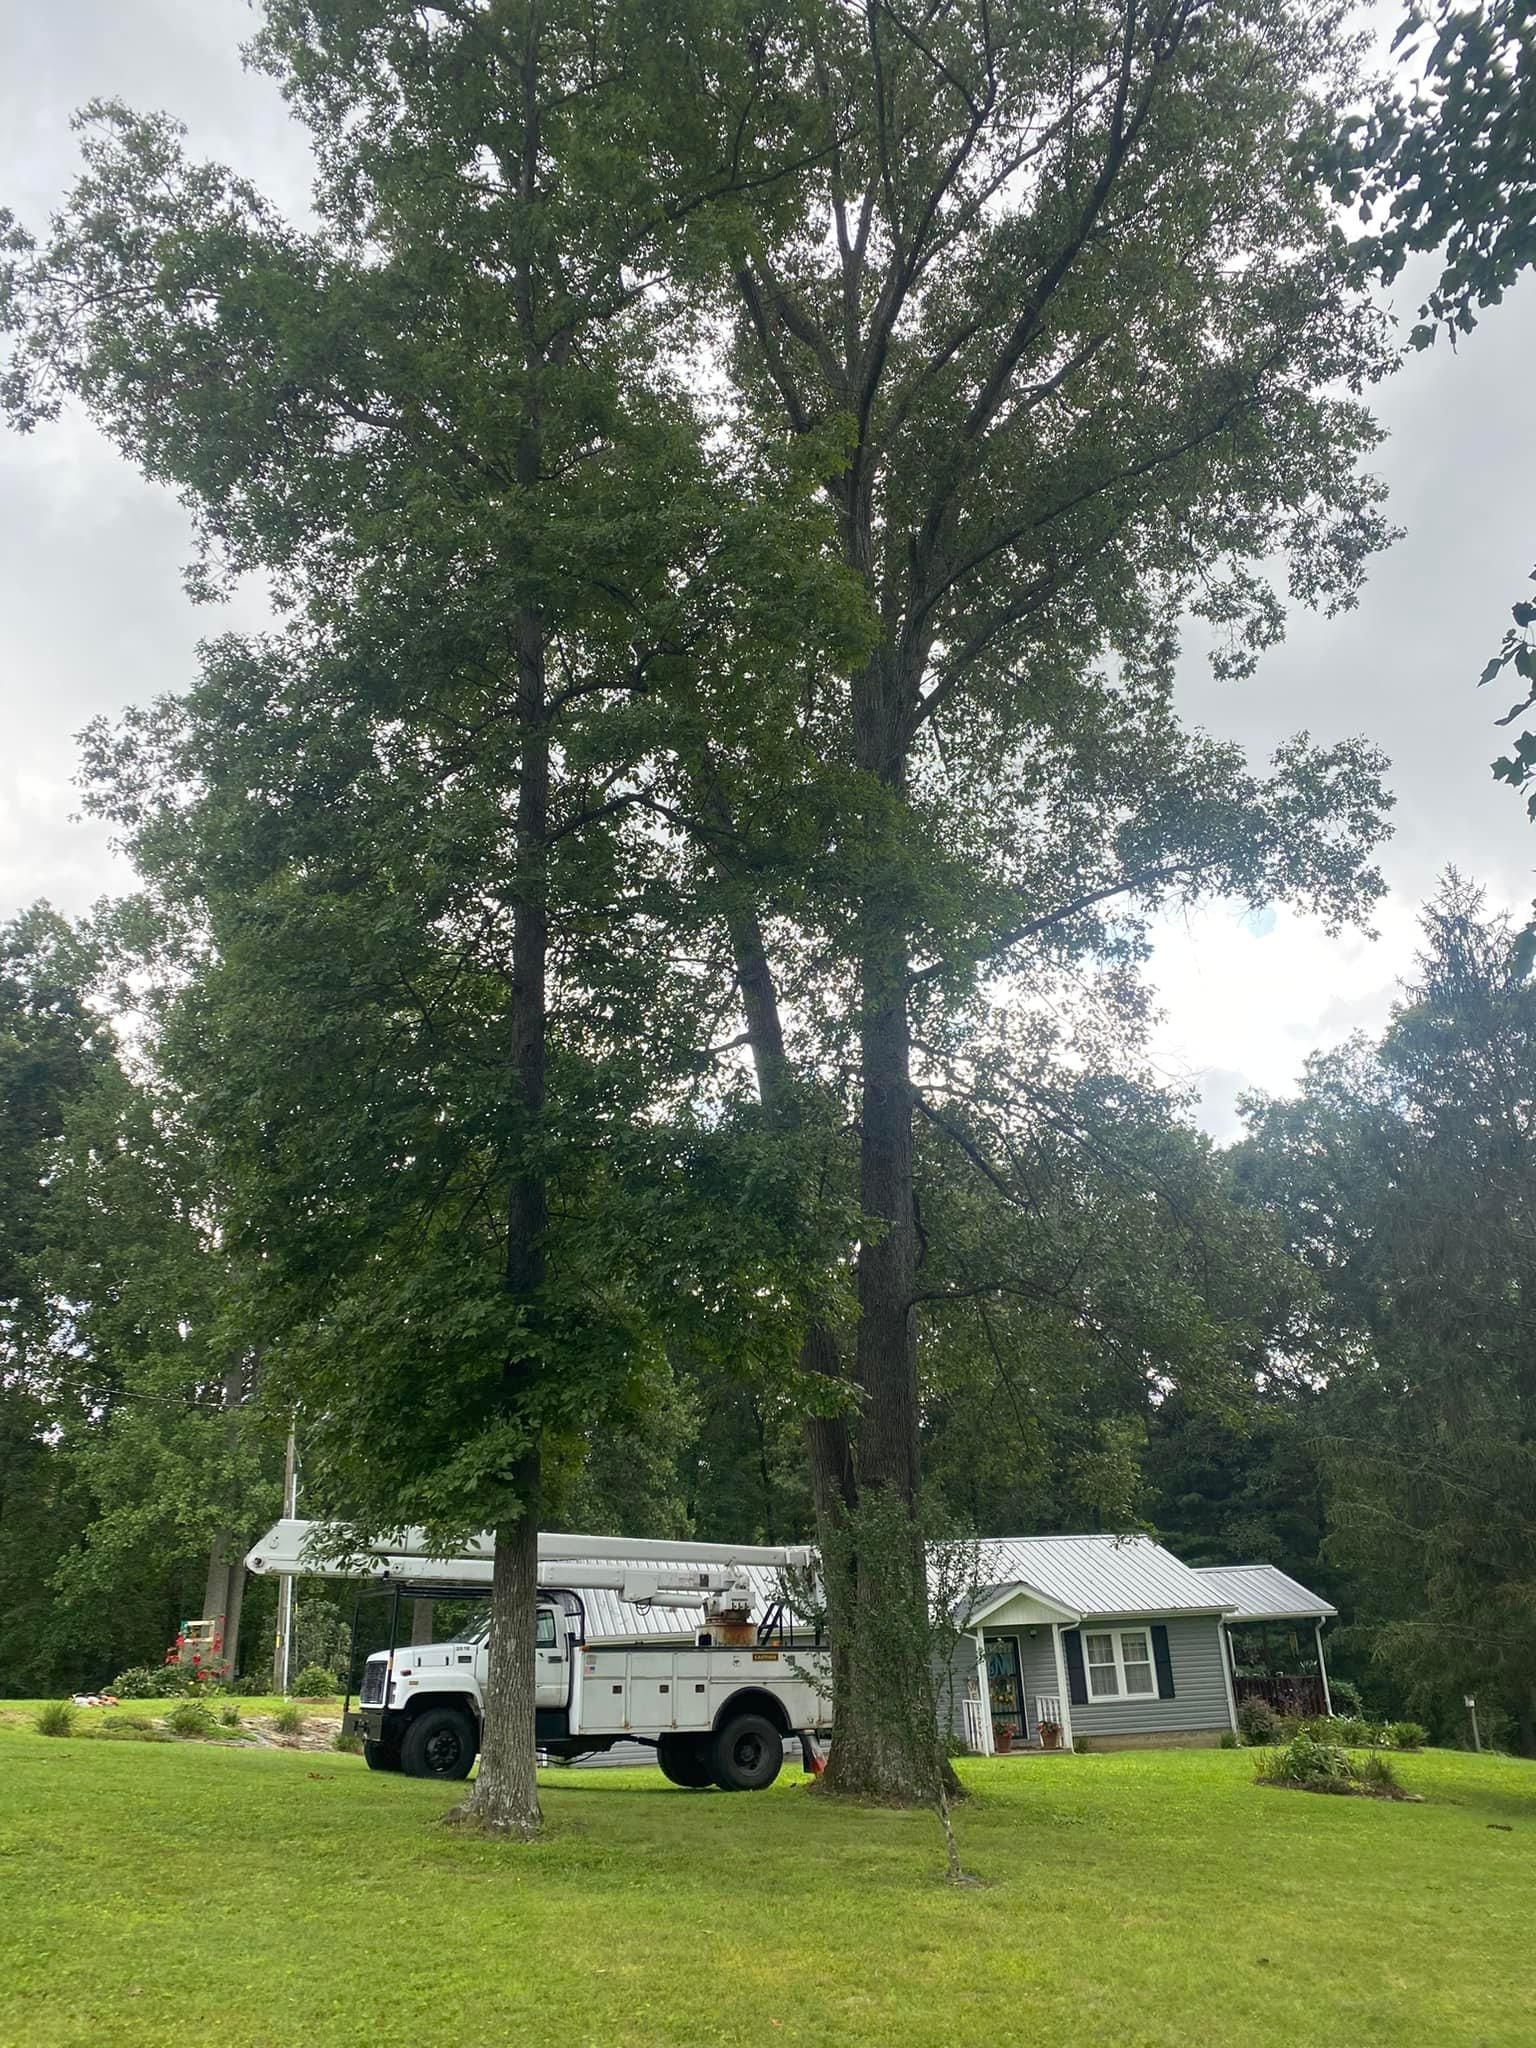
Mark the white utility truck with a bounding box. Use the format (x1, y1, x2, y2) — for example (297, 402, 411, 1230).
(245, 1521, 829, 1790)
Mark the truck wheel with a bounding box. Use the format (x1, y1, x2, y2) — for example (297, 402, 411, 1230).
(710, 1713, 783, 1792)
(363, 1739, 402, 1773)
(399, 1706, 477, 1781)
(656, 1735, 713, 1788)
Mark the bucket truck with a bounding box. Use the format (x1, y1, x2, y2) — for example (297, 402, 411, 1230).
(244, 1521, 829, 1790)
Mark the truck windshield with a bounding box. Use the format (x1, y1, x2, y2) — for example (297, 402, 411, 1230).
(443, 1610, 491, 1646)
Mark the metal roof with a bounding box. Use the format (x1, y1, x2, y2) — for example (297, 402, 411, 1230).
(406, 1534, 1332, 1640)
(550, 1534, 1240, 1637)
(1188, 1563, 1336, 1623)
(946, 1534, 1234, 1621)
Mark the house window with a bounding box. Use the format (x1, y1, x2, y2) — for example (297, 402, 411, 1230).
(1083, 1627, 1158, 1701)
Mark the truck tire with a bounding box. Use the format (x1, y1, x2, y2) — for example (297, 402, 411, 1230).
(656, 1735, 713, 1788)
(710, 1713, 783, 1792)
(363, 1739, 402, 1773)
(399, 1706, 477, 1781)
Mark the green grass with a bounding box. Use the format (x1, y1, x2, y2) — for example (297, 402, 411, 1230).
(0, 1714, 1532, 2048)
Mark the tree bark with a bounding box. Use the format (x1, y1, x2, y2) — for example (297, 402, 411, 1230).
(223, 1560, 247, 1680)
(201, 1530, 231, 1640)
(462, 1488, 542, 1839)
(411, 1600, 435, 1648)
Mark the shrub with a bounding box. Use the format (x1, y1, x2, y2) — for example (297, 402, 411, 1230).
(271, 1701, 307, 1739)
(1356, 1750, 1404, 1794)
(35, 1701, 76, 1738)
(112, 1663, 213, 1700)
(1328, 1677, 1368, 1720)
(226, 1672, 267, 1697)
(165, 1699, 217, 1738)
(1319, 1713, 1383, 1747)
(292, 1665, 338, 1700)
(1388, 1721, 1428, 1751)
(1256, 1730, 1412, 1799)
(1236, 1698, 1282, 1746)
(1218, 1731, 1240, 1750)
(94, 1714, 168, 1742)
(333, 1729, 363, 1755)
(219, 1703, 242, 1728)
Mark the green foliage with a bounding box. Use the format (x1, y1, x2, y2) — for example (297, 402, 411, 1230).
(270, 1702, 306, 1740)
(218, 1703, 241, 1729)
(332, 1729, 363, 1756)
(111, 1665, 210, 1701)
(291, 1666, 338, 1701)
(1218, 1731, 1241, 1750)
(1237, 1699, 1283, 1747)
(1256, 1730, 1353, 1790)
(33, 1701, 75, 1738)
(1389, 1722, 1429, 1752)
(1239, 880, 1536, 1749)
(164, 1700, 216, 1739)
(1328, 1677, 1369, 1720)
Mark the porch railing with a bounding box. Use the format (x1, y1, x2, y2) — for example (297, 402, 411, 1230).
(1034, 1693, 1063, 1732)
(1233, 1673, 1328, 1718)
(962, 1697, 990, 1753)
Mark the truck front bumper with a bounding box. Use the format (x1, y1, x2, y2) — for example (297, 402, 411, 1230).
(345, 1708, 387, 1744)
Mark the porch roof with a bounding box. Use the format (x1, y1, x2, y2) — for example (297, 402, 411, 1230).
(1189, 1563, 1336, 1623)
(955, 1580, 1081, 1629)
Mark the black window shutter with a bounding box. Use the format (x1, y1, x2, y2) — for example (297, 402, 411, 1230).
(1063, 1628, 1087, 1706)
(1152, 1624, 1176, 1699)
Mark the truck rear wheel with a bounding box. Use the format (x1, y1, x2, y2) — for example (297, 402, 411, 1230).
(656, 1735, 712, 1788)
(363, 1738, 402, 1773)
(710, 1713, 783, 1792)
(399, 1706, 477, 1781)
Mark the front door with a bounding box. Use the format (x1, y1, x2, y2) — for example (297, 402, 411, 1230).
(984, 1634, 1026, 1743)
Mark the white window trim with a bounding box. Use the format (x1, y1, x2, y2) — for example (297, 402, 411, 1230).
(1082, 1626, 1159, 1702)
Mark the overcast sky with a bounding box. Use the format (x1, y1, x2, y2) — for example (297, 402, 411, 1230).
(3, 2, 1533, 1139)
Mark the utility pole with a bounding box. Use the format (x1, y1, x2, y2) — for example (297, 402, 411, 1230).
(271, 1426, 297, 1695)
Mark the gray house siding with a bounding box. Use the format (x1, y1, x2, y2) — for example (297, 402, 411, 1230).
(1016, 1629, 1062, 1726)
(1067, 1616, 1233, 1738)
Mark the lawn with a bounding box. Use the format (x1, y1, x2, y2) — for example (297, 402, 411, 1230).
(1, 1711, 1532, 2048)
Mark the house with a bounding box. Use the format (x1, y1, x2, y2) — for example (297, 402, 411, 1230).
(944, 1535, 1335, 1754)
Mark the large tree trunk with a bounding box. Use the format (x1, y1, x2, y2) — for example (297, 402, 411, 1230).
(223, 1560, 247, 1680)
(449, 8, 550, 1840)
(201, 1530, 231, 1639)
(817, 663, 950, 1803)
(462, 1483, 542, 1839)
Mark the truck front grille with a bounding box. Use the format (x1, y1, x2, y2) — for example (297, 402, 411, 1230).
(359, 1662, 387, 1707)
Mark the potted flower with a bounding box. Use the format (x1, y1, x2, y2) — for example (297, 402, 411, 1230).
(1038, 1719, 1062, 1751)
(992, 1720, 1015, 1754)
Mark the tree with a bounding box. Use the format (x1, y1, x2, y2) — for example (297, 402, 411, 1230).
(3, 0, 854, 1832)
(675, 0, 1397, 1799)
(1238, 879, 1536, 1745)
(1331, 2, 1536, 955)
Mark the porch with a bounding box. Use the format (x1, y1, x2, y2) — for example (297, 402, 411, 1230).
(1225, 1616, 1332, 1721)
(952, 1582, 1081, 1756)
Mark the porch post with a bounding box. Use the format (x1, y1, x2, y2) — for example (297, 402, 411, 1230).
(1049, 1623, 1075, 1752)
(1314, 1620, 1334, 1717)
(974, 1630, 995, 1755)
